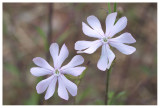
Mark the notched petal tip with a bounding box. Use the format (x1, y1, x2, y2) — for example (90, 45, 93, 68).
(123, 16, 127, 22)
(62, 43, 66, 47)
(77, 50, 93, 54)
(63, 97, 69, 101)
(77, 51, 84, 54)
(82, 22, 87, 28)
(36, 87, 42, 94)
(82, 22, 85, 25)
(131, 47, 136, 54)
(109, 12, 117, 16)
(32, 57, 43, 63)
(32, 57, 38, 62)
(30, 68, 34, 75)
(77, 55, 84, 62)
(74, 41, 78, 50)
(50, 42, 58, 46)
(83, 67, 86, 70)
(50, 43, 59, 49)
(87, 15, 96, 20)
(129, 34, 136, 43)
(44, 97, 48, 100)
(126, 47, 136, 55)
(44, 95, 51, 100)
(97, 66, 107, 71)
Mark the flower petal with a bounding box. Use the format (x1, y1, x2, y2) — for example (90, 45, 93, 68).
(77, 40, 102, 54)
(60, 75, 77, 96)
(61, 55, 84, 70)
(36, 75, 54, 94)
(30, 67, 53, 77)
(50, 43, 59, 68)
(109, 42, 136, 55)
(44, 77, 57, 100)
(61, 66, 86, 76)
(110, 32, 136, 44)
(109, 16, 127, 37)
(87, 15, 104, 36)
(82, 22, 102, 38)
(56, 44, 69, 69)
(106, 46, 115, 69)
(58, 76, 69, 100)
(97, 44, 115, 71)
(105, 12, 117, 36)
(75, 40, 100, 51)
(33, 57, 54, 71)
(97, 44, 108, 71)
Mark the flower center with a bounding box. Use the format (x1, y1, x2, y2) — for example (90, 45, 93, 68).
(103, 38, 108, 42)
(54, 69, 60, 76)
(101, 36, 111, 44)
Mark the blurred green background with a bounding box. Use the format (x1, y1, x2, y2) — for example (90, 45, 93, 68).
(3, 3, 157, 105)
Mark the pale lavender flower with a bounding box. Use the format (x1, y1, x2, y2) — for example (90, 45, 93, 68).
(30, 43, 86, 100)
(75, 12, 136, 71)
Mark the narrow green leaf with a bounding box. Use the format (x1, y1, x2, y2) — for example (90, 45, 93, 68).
(114, 3, 117, 12)
(108, 91, 115, 99)
(107, 3, 112, 14)
(75, 67, 87, 85)
(64, 74, 79, 80)
(79, 67, 87, 79)
(115, 91, 126, 99)
(107, 91, 115, 105)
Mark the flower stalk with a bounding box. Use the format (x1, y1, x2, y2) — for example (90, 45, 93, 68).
(105, 58, 115, 105)
(105, 65, 111, 105)
(46, 3, 53, 61)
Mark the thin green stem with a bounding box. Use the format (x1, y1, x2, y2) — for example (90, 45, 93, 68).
(104, 58, 115, 105)
(105, 66, 112, 105)
(114, 3, 117, 12)
(46, 3, 54, 62)
(107, 3, 112, 13)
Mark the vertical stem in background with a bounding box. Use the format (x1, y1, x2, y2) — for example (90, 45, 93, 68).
(105, 66, 111, 105)
(38, 3, 54, 105)
(114, 3, 117, 12)
(107, 3, 112, 14)
(46, 3, 53, 62)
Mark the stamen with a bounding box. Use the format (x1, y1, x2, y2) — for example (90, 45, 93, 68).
(55, 69, 59, 74)
(103, 38, 107, 42)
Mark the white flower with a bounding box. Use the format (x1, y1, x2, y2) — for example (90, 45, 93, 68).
(30, 43, 86, 100)
(75, 12, 136, 71)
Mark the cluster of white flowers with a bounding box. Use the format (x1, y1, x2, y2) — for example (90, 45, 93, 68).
(30, 12, 136, 100)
